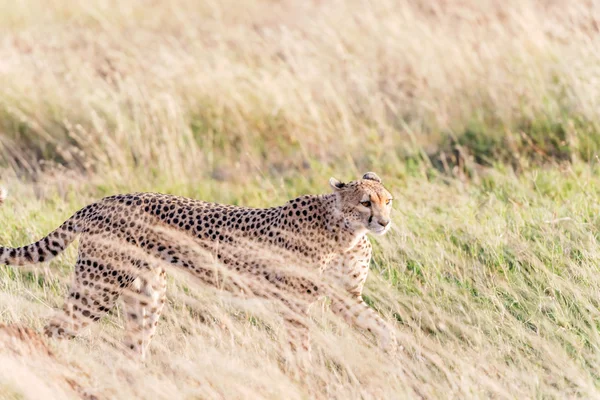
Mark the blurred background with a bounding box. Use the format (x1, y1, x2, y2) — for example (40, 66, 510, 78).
(1, 0, 600, 399)
(2, 0, 599, 187)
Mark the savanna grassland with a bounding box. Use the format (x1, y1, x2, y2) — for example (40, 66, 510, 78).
(1, 0, 600, 398)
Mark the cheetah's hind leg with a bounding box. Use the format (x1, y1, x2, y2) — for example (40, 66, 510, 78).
(44, 241, 137, 339)
(122, 267, 167, 360)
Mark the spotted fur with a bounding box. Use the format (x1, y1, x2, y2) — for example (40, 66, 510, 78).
(0, 173, 395, 358)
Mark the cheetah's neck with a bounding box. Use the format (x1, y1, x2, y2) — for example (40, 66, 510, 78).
(312, 194, 368, 252)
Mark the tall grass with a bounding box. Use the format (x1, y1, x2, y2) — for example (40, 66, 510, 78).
(1, 0, 600, 180)
(1, 0, 600, 398)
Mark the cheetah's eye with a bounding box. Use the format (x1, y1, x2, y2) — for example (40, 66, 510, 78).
(386, 199, 392, 205)
(360, 201, 371, 208)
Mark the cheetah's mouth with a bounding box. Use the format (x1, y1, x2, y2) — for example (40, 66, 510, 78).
(369, 225, 389, 235)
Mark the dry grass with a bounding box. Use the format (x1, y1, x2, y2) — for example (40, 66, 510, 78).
(1, 0, 600, 398)
(1, 0, 600, 179)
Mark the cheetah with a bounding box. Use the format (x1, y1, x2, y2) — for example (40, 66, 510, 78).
(0, 172, 396, 358)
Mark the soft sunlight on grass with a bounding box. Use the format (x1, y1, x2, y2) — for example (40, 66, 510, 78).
(1, 0, 600, 398)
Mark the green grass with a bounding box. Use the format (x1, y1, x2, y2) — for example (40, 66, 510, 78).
(2, 0, 600, 398)
(1, 164, 600, 398)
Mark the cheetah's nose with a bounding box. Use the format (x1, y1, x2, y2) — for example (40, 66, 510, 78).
(379, 219, 390, 228)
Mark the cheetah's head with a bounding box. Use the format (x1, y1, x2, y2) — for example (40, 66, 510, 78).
(329, 172, 393, 235)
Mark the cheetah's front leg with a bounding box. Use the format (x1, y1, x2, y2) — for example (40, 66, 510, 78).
(330, 295, 397, 352)
(326, 237, 397, 352)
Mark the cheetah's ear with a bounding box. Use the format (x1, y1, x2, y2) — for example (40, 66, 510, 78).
(362, 172, 382, 183)
(329, 177, 346, 191)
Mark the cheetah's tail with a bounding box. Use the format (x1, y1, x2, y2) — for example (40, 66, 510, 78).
(0, 190, 84, 266)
